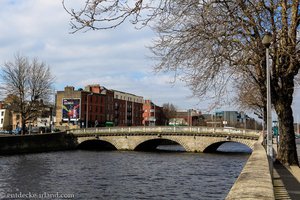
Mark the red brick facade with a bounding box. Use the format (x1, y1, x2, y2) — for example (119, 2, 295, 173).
(56, 85, 143, 127)
(142, 100, 164, 126)
(113, 90, 143, 126)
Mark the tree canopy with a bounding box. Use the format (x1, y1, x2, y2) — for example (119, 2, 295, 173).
(63, 0, 300, 165)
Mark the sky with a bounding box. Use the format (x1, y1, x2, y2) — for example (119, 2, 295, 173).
(1, 0, 300, 121)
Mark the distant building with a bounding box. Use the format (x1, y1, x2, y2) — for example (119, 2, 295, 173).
(216, 111, 241, 127)
(204, 111, 259, 129)
(35, 105, 55, 132)
(294, 122, 300, 135)
(86, 85, 115, 126)
(112, 90, 143, 126)
(0, 102, 11, 130)
(55, 85, 144, 128)
(170, 109, 202, 126)
(0, 100, 55, 132)
(143, 100, 164, 126)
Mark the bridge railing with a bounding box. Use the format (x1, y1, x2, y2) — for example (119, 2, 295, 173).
(67, 126, 260, 136)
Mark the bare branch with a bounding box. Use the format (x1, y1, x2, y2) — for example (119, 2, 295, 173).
(0, 54, 55, 133)
(63, 0, 300, 164)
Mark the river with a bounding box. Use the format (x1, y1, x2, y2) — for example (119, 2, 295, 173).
(0, 143, 251, 200)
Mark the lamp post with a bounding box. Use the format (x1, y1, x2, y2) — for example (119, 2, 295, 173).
(50, 106, 53, 133)
(86, 93, 92, 128)
(188, 109, 192, 126)
(262, 32, 273, 159)
(154, 103, 156, 126)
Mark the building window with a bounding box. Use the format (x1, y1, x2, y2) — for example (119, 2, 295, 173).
(1, 118, 3, 124)
(1, 111, 3, 116)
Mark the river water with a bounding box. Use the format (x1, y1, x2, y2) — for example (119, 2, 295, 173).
(0, 143, 251, 200)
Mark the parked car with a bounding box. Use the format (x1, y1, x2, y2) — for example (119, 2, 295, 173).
(0, 130, 11, 134)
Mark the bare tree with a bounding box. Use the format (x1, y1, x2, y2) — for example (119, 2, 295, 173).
(63, 0, 300, 165)
(235, 76, 265, 118)
(162, 103, 177, 125)
(0, 54, 54, 134)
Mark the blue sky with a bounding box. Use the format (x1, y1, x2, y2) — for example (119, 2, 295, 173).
(1, 0, 300, 121)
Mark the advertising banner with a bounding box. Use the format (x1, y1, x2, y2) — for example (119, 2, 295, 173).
(62, 99, 80, 121)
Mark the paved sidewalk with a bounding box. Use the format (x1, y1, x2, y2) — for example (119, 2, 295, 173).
(273, 139, 300, 200)
(273, 162, 300, 200)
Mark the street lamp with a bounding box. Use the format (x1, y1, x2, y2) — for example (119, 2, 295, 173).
(86, 93, 93, 128)
(262, 32, 273, 159)
(188, 109, 192, 126)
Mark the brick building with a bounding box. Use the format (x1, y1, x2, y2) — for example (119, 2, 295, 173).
(169, 109, 202, 126)
(56, 85, 144, 128)
(85, 85, 115, 126)
(112, 90, 143, 126)
(142, 100, 164, 126)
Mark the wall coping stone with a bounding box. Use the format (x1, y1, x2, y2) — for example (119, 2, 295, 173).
(226, 135, 274, 199)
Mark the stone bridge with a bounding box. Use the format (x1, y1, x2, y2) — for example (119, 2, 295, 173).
(67, 126, 260, 152)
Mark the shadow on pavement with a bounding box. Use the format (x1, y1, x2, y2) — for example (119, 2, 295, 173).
(273, 161, 300, 200)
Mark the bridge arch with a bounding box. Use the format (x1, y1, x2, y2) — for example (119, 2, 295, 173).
(134, 138, 186, 151)
(77, 139, 117, 150)
(202, 138, 255, 153)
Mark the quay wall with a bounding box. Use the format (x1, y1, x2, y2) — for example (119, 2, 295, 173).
(0, 133, 77, 155)
(226, 135, 274, 200)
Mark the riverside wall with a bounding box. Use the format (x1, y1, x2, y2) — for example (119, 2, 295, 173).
(226, 135, 274, 200)
(0, 132, 77, 155)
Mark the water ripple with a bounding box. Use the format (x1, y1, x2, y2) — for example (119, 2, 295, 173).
(0, 143, 253, 200)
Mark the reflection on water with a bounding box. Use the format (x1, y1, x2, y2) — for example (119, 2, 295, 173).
(157, 142, 252, 154)
(0, 143, 250, 200)
(217, 142, 252, 153)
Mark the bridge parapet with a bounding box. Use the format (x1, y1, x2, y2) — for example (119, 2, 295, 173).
(70, 126, 260, 152)
(68, 126, 260, 138)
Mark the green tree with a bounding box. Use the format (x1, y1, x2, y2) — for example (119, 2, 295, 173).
(63, 0, 299, 165)
(0, 54, 54, 134)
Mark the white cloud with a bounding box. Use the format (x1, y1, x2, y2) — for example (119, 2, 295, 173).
(0, 0, 203, 110)
(4, 0, 298, 121)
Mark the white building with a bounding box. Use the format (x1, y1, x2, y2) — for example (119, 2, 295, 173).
(0, 109, 10, 130)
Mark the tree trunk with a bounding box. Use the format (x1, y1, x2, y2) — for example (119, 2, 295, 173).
(21, 115, 26, 135)
(275, 101, 299, 166)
